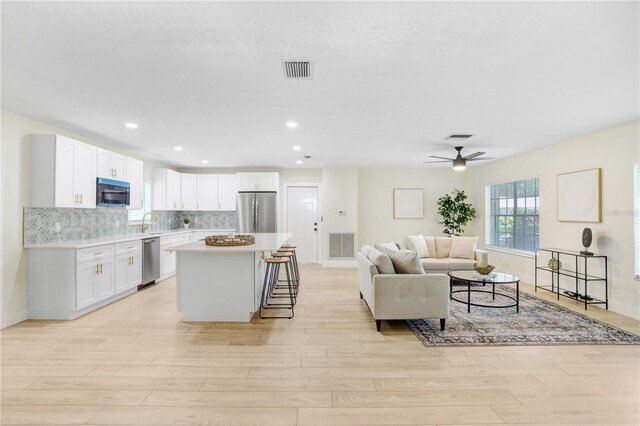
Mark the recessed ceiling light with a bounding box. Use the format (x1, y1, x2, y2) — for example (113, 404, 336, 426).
(286, 121, 298, 129)
(292, 146, 302, 151)
(174, 146, 183, 151)
(296, 160, 303, 164)
(201, 160, 209, 164)
(125, 122, 138, 129)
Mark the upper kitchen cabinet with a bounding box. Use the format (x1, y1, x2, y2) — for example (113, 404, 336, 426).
(152, 168, 182, 210)
(30, 134, 97, 208)
(97, 148, 127, 180)
(180, 173, 197, 210)
(218, 174, 239, 210)
(126, 157, 144, 210)
(196, 174, 219, 210)
(237, 172, 279, 192)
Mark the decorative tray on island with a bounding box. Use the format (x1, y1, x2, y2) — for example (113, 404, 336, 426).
(205, 234, 255, 247)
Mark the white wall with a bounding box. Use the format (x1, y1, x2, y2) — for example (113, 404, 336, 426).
(321, 166, 359, 265)
(357, 167, 466, 248)
(0, 109, 169, 328)
(466, 120, 640, 320)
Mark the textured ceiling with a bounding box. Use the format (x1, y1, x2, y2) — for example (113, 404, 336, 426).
(2, 1, 638, 168)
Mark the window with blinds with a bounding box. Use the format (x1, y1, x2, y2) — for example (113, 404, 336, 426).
(635, 164, 640, 279)
(487, 178, 540, 252)
(128, 182, 151, 222)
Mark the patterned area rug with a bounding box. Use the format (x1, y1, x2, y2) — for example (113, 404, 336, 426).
(406, 284, 640, 346)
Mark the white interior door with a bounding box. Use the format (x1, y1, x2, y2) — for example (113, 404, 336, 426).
(286, 186, 318, 264)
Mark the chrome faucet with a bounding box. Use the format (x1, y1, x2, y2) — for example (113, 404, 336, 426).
(141, 211, 157, 234)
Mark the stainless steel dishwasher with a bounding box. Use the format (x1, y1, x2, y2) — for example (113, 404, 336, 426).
(141, 237, 160, 288)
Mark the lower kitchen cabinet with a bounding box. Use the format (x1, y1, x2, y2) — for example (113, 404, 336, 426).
(115, 242, 142, 293)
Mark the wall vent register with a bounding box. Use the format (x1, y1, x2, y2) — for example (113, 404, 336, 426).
(282, 60, 313, 79)
(329, 233, 355, 259)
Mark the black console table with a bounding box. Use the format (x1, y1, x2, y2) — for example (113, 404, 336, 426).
(535, 248, 608, 310)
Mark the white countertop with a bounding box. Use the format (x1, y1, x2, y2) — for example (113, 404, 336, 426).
(24, 229, 235, 249)
(166, 233, 293, 253)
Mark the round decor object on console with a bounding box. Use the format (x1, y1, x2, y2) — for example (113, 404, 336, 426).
(548, 258, 562, 271)
(581, 228, 594, 255)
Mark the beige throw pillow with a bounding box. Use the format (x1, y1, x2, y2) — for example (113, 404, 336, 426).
(449, 236, 478, 260)
(375, 242, 399, 257)
(403, 234, 430, 258)
(366, 248, 396, 274)
(423, 236, 436, 258)
(435, 237, 452, 258)
(390, 250, 425, 274)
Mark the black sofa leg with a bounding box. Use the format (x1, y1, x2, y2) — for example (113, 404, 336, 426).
(376, 320, 381, 332)
(440, 318, 446, 331)
(359, 291, 363, 299)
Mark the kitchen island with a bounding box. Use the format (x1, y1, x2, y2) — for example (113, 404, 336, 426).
(167, 233, 292, 322)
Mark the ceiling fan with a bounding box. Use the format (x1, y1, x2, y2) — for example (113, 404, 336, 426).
(424, 146, 495, 171)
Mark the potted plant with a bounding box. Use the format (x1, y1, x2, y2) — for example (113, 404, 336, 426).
(436, 189, 477, 236)
(182, 217, 191, 229)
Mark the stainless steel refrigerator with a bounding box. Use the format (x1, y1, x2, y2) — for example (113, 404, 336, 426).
(236, 191, 278, 233)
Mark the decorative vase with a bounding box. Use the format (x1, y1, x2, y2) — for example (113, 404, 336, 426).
(473, 263, 495, 275)
(183, 223, 189, 229)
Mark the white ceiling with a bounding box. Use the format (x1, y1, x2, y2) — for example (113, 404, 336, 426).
(2, 1, 638, 168)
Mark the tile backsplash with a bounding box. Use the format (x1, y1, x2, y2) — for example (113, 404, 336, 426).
(23, 208, 236, 245)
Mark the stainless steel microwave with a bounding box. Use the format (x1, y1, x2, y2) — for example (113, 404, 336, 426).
(96, 178, 130, 207)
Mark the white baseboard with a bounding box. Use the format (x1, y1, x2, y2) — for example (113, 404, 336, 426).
(1, 308, 28, 329)
(321, 260, 357, 268)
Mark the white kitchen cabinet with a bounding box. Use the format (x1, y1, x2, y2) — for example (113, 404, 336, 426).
(218, 174, 239, 210)
(152, 168, 182, 210)
(97, 148, 127, 180)
(181, 173, 198, 210)
(75, 252, 114, 310)
(31, 134, 97, 208)
(126, 157, 144, 210)
(115, 241, 142, 294)
(95, 256, 115, 300)
(237, 172, 279, 192)
(196, 174, 219, 210)
(76, 261, 99, 310)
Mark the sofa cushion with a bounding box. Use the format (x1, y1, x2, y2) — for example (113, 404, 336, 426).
(420, 258, 449, 271)
(367, 248, 396, 274)
(375, 242, 400, 257)
(423, 236, 436, 258)
(390, 250, 425, 274)
(435, 237, 452, 258)
(403, 234, 430, 258)
(449, 236, 478, 260)
(447, 258, 476, 270)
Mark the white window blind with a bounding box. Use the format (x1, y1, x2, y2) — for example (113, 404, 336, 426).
(635, 164, 640, 279)
(128, 182, 151, 222)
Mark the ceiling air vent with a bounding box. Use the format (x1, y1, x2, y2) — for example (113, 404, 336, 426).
(444, 134, 474, 140)
(282, 60, 313, 80)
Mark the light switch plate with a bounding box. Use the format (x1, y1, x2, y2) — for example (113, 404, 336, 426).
(115, 220, 120, 227)
(54, 222, 61, 233)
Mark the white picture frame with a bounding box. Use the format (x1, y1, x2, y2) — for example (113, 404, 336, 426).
(557, 168, 602, 222)
(393, 189, 424, 219)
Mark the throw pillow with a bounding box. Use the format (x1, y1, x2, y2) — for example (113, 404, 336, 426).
(423, 236, 436, 258)
(375, 242, 400, 257)
(390, 250, 425, 274)
(434, 237, 452, 258)
(449, 236, 479, 260)
(403, 234, 430, 258)
(366, 248, 396, 274)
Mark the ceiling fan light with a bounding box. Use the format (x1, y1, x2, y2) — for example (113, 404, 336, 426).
(453, 159, 467, 171)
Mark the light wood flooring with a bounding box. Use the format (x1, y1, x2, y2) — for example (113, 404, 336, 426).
(1, 265, 639, 425)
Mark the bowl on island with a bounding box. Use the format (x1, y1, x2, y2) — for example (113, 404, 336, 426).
(473, 263, 495, 275)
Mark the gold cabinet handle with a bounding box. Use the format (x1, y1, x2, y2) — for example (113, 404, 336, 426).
(75, 194, 79, 204)
(79, 194, 83, 205)
(95, 264, 99, 274)
(99, 263, 103, 274)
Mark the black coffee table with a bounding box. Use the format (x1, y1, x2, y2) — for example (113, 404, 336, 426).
(448, 270, 520, 313)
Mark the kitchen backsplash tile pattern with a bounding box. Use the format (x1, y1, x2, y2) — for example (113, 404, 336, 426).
(23, 208, 236, 245)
